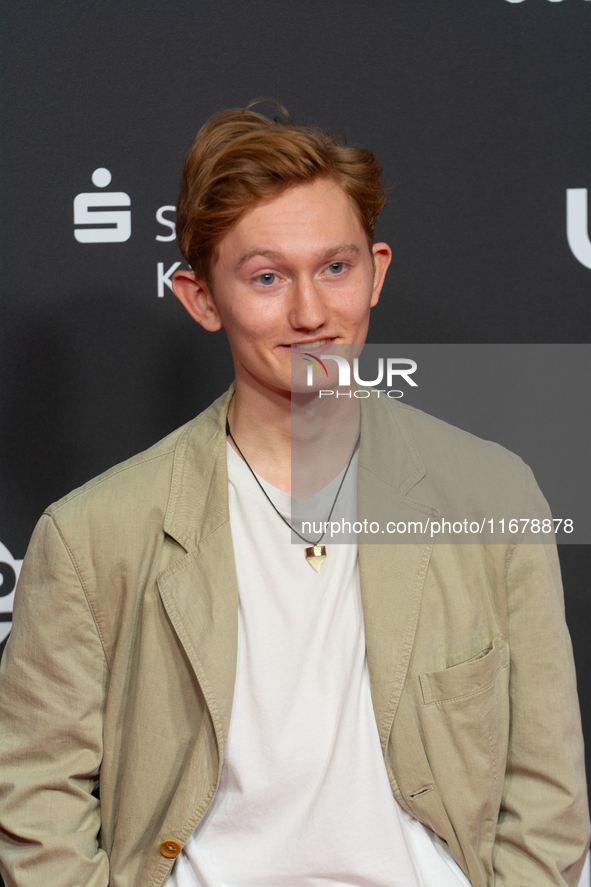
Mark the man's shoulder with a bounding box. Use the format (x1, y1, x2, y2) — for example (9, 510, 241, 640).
(393, 399, 524, 471)
(383, 398, 539, 519)
(47, 424, 181, 520)
(44, 388, 231, 529)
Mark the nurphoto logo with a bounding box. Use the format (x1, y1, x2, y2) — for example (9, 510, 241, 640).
(303, 352, 418, 398)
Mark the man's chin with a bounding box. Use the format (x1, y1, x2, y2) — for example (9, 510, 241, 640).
(290, 382, 326, 397)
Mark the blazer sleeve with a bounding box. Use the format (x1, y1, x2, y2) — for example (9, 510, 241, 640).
(492, 467, 590, 885)
(0, 514, 110, 887)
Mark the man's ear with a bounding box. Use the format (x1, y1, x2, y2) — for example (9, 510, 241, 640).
(370, 242, 392, 308)
(171, 269, 223, 332)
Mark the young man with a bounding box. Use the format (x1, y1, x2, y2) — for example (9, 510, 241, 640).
(0, 103, 588, 887)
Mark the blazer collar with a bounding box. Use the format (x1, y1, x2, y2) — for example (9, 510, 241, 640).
(358, 392, 440, 518)
(163, 383, 236, 551)
(162, 385, 439, 552)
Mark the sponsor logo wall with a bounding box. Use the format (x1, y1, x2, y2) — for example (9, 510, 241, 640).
(71, 169, 591, 286)
(1, 2, 590, 882)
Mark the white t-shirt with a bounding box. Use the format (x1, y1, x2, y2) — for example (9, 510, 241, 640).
(168, 444, 470, 887)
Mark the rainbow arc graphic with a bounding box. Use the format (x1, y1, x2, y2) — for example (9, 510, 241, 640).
(302, 352, 328, 377)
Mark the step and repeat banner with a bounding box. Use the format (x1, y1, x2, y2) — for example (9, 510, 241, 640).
(1, 1, 590, 882)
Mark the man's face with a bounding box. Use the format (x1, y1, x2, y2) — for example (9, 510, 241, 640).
(176, 177, 391, 396)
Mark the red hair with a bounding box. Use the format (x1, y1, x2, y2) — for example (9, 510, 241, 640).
(176, 100, 386, 281)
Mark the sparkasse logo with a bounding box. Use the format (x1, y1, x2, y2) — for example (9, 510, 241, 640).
(73, 168, 131, 243)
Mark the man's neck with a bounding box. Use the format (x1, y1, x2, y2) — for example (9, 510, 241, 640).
(226, 375, 360, 497)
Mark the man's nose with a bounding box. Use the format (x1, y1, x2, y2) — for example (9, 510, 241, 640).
(289, 276, 329, 331)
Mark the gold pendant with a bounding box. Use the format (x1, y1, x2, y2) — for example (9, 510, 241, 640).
(304, 544, 327, 573)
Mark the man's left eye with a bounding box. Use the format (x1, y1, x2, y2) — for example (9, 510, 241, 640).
(327, 262, 345, 274)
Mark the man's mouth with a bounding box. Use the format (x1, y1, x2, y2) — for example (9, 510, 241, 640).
(287, 338, 335, 352)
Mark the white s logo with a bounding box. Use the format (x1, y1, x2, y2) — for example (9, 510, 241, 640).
(74, 168, 131, 243)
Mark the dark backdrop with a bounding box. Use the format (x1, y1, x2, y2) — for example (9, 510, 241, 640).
(1, 2, 590, 879)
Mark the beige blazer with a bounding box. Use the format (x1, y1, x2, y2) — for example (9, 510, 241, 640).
(0, 386, 588, 887)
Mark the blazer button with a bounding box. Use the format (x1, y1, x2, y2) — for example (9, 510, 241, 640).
(160, 839, 182, 858)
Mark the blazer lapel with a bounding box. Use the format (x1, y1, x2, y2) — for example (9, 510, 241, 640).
(157, 386, 238, 765)
(357, 396, 437, 747)
(357, 398, 468, 861)
(359, 537, 432, 752)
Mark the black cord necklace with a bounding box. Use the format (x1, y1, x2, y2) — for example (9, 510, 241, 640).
(226, 415, 360, 573)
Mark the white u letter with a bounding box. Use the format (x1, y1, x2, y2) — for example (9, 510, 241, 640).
(567, 189, 591, 270)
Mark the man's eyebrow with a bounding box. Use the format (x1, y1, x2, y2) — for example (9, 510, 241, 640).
(236, 243, 361, 269)
(236, 248, 284, 269)
(321, 242, 361, 260)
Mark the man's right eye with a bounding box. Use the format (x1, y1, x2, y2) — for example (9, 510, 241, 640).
(256, 273, 276, 286)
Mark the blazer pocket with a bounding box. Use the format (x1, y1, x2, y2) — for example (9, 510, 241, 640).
(419, 635, 508, 706)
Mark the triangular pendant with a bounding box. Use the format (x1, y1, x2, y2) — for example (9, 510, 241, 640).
(304, 544, 327, 573)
